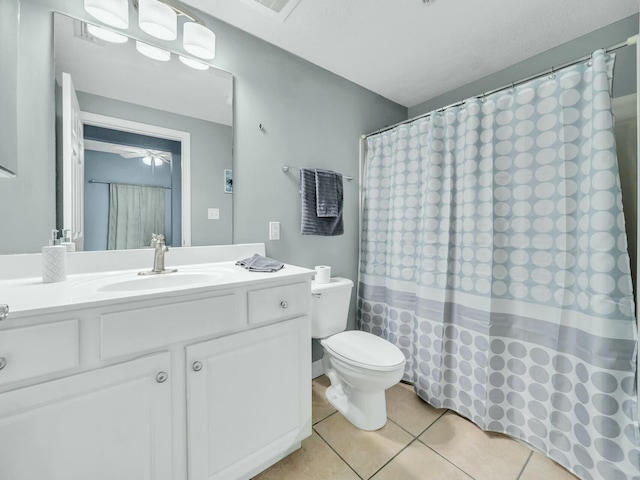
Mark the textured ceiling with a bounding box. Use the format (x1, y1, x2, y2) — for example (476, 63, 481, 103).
(183, 0, 639, 108)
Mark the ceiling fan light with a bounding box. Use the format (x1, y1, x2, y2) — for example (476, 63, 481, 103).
(84, 0, 129, 29)
(139, 0, 177, 41)
(87, 24, 129, 44)
(154, 157, 163, 166)
(178, 55, 209, 71)
(143, 155, 153, 165)
(136, 40, 171, 61)
(183, 22, 216, 60)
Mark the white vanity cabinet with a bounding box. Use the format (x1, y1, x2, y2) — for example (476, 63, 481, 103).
(187, 317, 310, 480)
(0, 353, 173, 480)
(0, 270, 312, 480)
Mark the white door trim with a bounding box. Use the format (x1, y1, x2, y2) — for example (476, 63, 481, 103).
(81, 112, 192, 247)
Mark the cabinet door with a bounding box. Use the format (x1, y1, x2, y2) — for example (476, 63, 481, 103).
(187, 317, 311, 480)
(0, 353, 172, 480)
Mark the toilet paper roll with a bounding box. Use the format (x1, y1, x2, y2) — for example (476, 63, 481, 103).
(315, 265, 331, 284)
(42, 245, 67, 283)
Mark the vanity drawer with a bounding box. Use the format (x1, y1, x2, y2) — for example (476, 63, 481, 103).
(100, 293, 241, 360)
(0, 320, 79, 386)
(248, 282, 310, 326)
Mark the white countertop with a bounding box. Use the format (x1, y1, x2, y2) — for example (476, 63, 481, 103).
(1, 256, 314, 319)
(1, 261, 314, 318)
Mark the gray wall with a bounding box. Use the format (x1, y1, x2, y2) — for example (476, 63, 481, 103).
(409, 14, 638, 117)
(0, 0, 56, 252)
(77, 91, 232, 247)
(217, 9, 407, 358)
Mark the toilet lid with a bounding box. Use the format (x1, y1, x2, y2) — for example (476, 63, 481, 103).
(322, 331, 406, 371)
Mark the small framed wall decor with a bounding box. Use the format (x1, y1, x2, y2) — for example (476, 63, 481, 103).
(224, 169, 233, 193)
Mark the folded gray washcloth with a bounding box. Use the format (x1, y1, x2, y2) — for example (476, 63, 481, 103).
(315, 168, 341, 217)
(236, 253, 285, 272)
(300, 168, 344, 236)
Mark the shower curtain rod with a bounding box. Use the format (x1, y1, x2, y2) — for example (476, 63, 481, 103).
(88, 179, 172, 189)
(363, 35, 638, 139)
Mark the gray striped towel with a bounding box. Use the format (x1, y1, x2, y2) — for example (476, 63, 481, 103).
(315, 169, 340, 217)
(300, 168, 344, 236)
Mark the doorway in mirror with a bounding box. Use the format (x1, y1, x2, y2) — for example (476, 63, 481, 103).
(83, 125, 182, 251)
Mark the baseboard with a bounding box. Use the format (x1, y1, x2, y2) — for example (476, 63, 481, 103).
(312, 360, 324, 379)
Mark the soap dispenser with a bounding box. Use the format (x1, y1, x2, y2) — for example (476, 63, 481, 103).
(61, 229, 76, 252)
(42, 229, 67, 283)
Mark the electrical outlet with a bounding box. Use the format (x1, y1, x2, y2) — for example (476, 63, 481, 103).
(207, 208, 219, 220)
(269, 222, 280, 240)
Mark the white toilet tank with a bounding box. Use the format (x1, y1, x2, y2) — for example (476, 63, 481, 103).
(310, 277, 354, 339)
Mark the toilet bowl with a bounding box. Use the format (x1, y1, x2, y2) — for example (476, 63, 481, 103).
(311, 277, 406, 431)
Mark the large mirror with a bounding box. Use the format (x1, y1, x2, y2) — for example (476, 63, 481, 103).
(54, 13, 233, 251)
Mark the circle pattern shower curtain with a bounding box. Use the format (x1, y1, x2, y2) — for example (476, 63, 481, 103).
(359, 50, 640, 480)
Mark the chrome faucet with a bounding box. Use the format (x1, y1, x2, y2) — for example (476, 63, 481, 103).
(139, 234, 177, 276)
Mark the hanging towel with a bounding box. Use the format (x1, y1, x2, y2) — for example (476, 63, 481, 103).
(315, 169, 341, 217)
(235, 253, 285, 272)
(300, 168, 344, 236)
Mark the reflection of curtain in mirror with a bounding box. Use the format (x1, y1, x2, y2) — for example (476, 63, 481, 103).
(108, 184, 165, 250)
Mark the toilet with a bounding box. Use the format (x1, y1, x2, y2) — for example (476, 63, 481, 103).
(311, 277, 406, 431)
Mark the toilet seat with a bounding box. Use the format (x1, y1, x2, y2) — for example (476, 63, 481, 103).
(322, 331, 405, 372)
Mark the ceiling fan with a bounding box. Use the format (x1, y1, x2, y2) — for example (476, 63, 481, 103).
(84, 140, 173, 166)
(117, 147, 172, 166)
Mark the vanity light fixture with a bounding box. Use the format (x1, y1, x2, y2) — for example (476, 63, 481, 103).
(178, 55, 209, 71)
(84, 0, 129, 29)
(183, 22, 216, 60)
(87, 24, 129, 44)
(138, 0, 177, 41)
(136, 40, 171, 61)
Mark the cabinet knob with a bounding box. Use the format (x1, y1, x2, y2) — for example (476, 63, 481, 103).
(280, 300, 288, 309)
(156, 371, 168, 383)
(0, 357, 6, 371)
(0, 305, 8, 321)
(192, 361, 203, 372)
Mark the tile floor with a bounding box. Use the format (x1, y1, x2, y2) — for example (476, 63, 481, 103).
(253, 376, 578, 480)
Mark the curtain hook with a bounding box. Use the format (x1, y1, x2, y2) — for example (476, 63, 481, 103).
(548, 66, 556, 80)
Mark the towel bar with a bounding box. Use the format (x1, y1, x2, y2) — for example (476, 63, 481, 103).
(282, 165, 353, 182)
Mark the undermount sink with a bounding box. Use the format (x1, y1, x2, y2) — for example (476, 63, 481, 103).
(73, 266, 239, 294)
(97, 272, 226, 292)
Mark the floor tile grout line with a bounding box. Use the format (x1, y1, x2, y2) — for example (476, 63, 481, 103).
(416, 438, 477, 480)
(515, 451, 534, 480)
(312, 409, 338, 426)
(365, 438, 421, 480)
(387, 417, 420, 438)
(313, 426, 365, 480)
(412, 408, 450, 438)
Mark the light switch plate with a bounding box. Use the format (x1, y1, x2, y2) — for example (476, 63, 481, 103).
(208, 208, 220, 220)
(269, 222, 280, 240)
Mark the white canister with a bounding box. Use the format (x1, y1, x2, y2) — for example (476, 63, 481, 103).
(315, 265, 331, 284)
(42, 245, 67, 283)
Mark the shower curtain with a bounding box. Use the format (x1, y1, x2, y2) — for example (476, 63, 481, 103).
(108, 183, 165, 250)
(359, 50, 640, 480)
